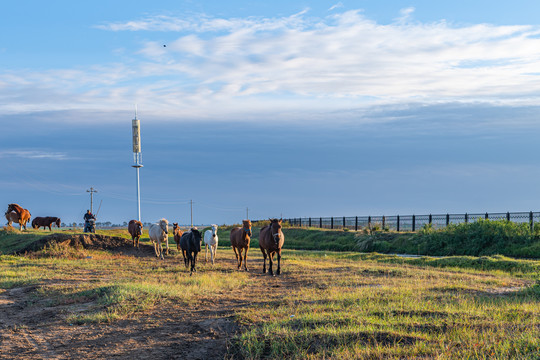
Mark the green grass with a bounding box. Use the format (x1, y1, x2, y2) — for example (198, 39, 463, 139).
(1, 234, 539, 358)
(230, 251, 540, 359)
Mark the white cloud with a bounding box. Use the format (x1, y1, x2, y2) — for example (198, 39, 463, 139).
(0, 150, 69, 160)
(329, 2, 344, 11)
(4, 9, 540, 123)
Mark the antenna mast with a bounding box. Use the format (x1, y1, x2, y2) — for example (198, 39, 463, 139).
(132, 106, 143, 222)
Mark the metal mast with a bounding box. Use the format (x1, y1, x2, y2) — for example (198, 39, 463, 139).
(132, 107, 143, 222)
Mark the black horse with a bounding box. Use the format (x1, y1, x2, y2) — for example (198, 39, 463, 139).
(180, 228, 202, 275)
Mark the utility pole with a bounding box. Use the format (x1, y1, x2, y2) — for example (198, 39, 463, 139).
(132, 108, 143, 222)
(246, 207, 249, 220)
(190, 200, 193, 228)
(86, 187, 98, 213)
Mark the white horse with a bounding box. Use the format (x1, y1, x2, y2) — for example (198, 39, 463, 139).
(204, 224, 218, 265)
(149, 219, 169, 260)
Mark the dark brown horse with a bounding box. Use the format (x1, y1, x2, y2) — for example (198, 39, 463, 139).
(128, 220, 143, 248)
(32, 217, 61, 230)
(230, 220, 252, 271)
(259, 218, 285, 276)
(6, 204, 31, 231)
(173, 223, 183, 251)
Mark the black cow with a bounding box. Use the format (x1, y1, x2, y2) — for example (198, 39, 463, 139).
(180, 228, 202, 275)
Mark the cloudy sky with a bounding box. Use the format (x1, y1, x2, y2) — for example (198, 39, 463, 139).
(2, 1, 540, 225)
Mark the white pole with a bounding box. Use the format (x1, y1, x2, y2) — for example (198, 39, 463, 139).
(136, 164, 141, 222)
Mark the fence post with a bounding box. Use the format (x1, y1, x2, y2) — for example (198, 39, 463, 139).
(465, 213, 468, 224)
(320, 217, 322, 228)
(368, 216, 372, 231)
(343, 216, 346, 229)
(299, 218, 302, 227)
(397, 215, 400, 232)
(485, 212, 488, 220)
(506, 212, 510, 221)
(309, 217, 311, 227)
(428, 214, 432, 225)
(412, 215, 416, 232)
(355, 216, 358, 231)
(530, 211, 534, 233)
(446, 213, 450, 226)
(382, 216, 386, 229)
(331, 217, 334, 229)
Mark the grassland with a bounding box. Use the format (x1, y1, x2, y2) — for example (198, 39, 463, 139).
(0, 227, 539, 359)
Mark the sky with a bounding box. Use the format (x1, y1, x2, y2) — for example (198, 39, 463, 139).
(3, 1, 540, 225)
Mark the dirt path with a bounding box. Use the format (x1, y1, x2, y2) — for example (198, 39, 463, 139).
(0, 255, 292, 360)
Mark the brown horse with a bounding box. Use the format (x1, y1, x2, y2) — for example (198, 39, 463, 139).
(173, 223, 183, 251)
(32, 217, 61, 230)
(128, 220, 143, 248)
(6, 204, 31, 230)
(259, 218, 285, 276)
(230, 220, 252, 271)
(5, 212, 19, 227)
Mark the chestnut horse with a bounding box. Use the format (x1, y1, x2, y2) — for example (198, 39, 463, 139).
(230, 220, 252, 271)
(173, 223, 183, 251)
(259, 218, 285, 276)
(32, 217, 61, 230)
(128, 220, 143, 248)
(6, 204, 31, 231)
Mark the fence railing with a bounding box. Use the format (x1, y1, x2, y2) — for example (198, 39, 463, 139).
(282, 211, 539, 232)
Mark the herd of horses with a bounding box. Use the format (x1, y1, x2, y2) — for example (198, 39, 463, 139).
(4, 203, 61, 231)
(2, 203, 285, 276)
(128, 218, 285, 276)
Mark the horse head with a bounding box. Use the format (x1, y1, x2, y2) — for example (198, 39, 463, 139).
(7, 204, 19, 214)
(55, 218, 61, 228)
(242, 220, 252, 237)
(211, 224, 218, 238)
(159, 219, 169, 234)
(270, 218, 283, 245)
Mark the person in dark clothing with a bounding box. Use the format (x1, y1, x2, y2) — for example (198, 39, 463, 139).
(84, 210, 96, 222)
(84, 210, 96, 233)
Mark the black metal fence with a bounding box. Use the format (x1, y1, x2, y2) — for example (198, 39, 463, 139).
(284, 211, 539, 232)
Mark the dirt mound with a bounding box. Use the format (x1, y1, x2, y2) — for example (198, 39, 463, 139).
(18, 233, 155, 257)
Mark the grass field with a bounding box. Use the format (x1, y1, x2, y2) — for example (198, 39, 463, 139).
(0, 227, 539, 359)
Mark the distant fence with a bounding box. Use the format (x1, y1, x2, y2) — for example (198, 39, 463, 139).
(282, 211, 540, 232)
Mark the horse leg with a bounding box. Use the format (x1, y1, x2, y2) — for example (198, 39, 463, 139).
(276, 249, 282, 275)
(205, 244, 208, 263)
(188, 252, 194, 275)
(182, 249, 188, 268)
(269, 252, 275, 276)
(243, 246, 249, 272)
(193, 252, 198, 272)
(211, 245, 216, 265)
(165, 236, 169, 255)
(261, 248, 267, 273)
(233, 246, 241, 269)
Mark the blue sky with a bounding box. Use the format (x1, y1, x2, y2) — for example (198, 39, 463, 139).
(2, 1, 540, 225)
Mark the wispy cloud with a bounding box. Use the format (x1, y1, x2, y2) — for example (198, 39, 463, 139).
(328, 2, 344, 11)
(4, 8, 540, 123)
(0, 150, 69, 160)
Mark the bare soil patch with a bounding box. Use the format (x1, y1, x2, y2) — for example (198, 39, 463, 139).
(0, 235, 292, 359)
